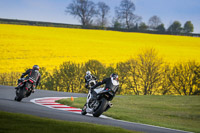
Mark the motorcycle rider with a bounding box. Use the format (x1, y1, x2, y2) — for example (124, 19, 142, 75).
(85, 71, 97, 89)
(15, 65, 41, 92)
(90, 73, 119, 101)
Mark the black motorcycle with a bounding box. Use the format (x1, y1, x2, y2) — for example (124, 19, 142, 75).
(14, 77, 35, 102)
(81, 79, 119, 117)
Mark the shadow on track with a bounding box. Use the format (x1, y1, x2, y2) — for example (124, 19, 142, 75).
(0, 98, 31, 104)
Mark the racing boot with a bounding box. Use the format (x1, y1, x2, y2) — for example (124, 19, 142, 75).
(108, 101, 113, 107)
(104, 101, 113, 112)
(32, 89, 35, 93)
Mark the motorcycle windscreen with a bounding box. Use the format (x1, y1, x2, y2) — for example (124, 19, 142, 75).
(94, 88, 104, 94)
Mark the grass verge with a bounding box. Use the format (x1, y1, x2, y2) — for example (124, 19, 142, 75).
(0, 111, 138, 133)
(57, 95, 200, 133)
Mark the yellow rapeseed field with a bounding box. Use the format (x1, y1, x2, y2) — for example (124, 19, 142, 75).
(0, 24, 200, 73)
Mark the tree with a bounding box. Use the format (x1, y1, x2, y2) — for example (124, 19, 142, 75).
(148, 15, 162, 29)
(65, 0, 97, 26)
(112, 19, 122, 30)
(0, 73, 7, 85)
(51, 68, 61, 91)
(133, 23, 139, 31)
(9, 72, 21, 86)
(59, 62, 81, 92)
(96, 2, 110, 27)
(127, 59, 141, 95)
(74, 63, 85, 93)
(194, 64, 200, 95)
(84, 60, 106, 80)
(115, 0, 141, 29)
(44, 69, 60, 91)
(168, 21, 182, 34)
(160, 64, 173, 95)
(116, 61, 130, 94)
(136, 49, 164, 95)
(105, 66, 116, 78)
(156, 24, 165, 33)
(183, 21, 194, 33)
(37, 67, 50, 90)
(139, 22, 148, 31)
(169, 61, 200, 95)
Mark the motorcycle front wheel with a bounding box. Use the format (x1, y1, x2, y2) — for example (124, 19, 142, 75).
(81, 103, 87, 115)
(93, 98, 108, 117)
(15, 87, 25, 102)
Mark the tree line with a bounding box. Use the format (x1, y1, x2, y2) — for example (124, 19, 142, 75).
(1, 49, 199, 95)
(1, 0, 199, 37)
(66, 0, 196, 36)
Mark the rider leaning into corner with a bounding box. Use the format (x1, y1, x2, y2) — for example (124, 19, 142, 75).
(15, 65, 41, 92)
(90, 73, 119, 101)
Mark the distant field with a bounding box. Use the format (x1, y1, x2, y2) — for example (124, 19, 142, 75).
(0, 24, 200, 73)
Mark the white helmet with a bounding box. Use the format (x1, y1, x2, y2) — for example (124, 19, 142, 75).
(110, 73, 119, 85)
(86, 71, 91, 75)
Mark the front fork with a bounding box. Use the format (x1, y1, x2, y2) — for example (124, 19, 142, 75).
(85, 90, 93, 113)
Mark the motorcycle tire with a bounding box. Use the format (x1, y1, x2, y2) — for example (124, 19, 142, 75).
(81, 104, 87, 115)
(26, 91, 32, 97)
(15, 88, 25, 102)
(93, 98, 108, 117)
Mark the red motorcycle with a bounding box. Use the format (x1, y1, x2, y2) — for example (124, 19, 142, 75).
(14, 77, 35, 102)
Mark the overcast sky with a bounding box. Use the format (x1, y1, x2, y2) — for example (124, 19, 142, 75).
(0, 0, 200, 33)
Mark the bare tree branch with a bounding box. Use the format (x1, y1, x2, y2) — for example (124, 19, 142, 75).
(65, 0, 97, 26)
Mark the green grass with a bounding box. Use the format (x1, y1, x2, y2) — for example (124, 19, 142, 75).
(0, 111, 138, 133)
(57, 95, 200, 133)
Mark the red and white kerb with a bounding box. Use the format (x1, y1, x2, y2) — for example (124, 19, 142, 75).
(30, 97, 82, 113)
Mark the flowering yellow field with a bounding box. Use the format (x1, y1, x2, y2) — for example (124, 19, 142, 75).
(0, 24, 200, 73)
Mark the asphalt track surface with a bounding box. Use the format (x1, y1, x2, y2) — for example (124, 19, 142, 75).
(0, 85, 191, 133)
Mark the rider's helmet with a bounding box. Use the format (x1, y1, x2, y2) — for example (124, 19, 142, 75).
(110, 73, 118, 81)
(86, 71, 91, 75)
(33, 65, 39, 70)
